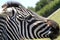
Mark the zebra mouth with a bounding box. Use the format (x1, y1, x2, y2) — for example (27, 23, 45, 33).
(49, 34, 57, 39)
(49, 31, 59, 40)
(48, 28, 59, 39)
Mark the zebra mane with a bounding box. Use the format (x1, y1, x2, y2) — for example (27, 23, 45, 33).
(2, 1, 24, 8)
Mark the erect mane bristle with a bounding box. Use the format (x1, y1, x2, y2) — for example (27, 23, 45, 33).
(2, 1, 23, 8)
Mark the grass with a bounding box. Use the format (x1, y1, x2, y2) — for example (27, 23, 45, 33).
(48, 8, 60, 26)
(32, 8, 60, 40)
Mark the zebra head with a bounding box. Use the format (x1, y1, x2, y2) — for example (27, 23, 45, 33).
(46, 20, 60, 40)
(0, 1, 60, 40)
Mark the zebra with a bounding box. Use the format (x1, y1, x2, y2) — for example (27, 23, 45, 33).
(0, 1, 60, 40)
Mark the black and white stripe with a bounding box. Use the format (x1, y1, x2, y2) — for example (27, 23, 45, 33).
(0, 2, 59, 40)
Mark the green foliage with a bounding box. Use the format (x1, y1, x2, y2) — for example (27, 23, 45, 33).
(28, 7, 35, 12)
(48, 8, 60, 26)
(35, 0, 54, 12)
(27, 0, 60, 17)
(37, 0, 60, 17)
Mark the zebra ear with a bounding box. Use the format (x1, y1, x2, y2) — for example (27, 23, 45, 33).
(6, 7, 17, 19)
(1, 7, 17, 19)
(3, 7, 13, 17)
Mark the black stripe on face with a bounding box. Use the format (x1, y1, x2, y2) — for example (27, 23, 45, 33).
(17, 18, 24, 38)
(11, 10, 15, 17)
(0, 21, 10, 40)
(35, 23, 47, 38)
(27, 19, 37, 39)
(39, 27, 50, 38)
(0, 16, 7, 21)
(7, 19, 20, 40)
(24, 21, 27, 38)
(10, 18, 19, 33)
(7, 20, 17, 40)
(32, 22, 45, 38)
(10, 18, 20, 39)
(0, 20, 13, 40)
